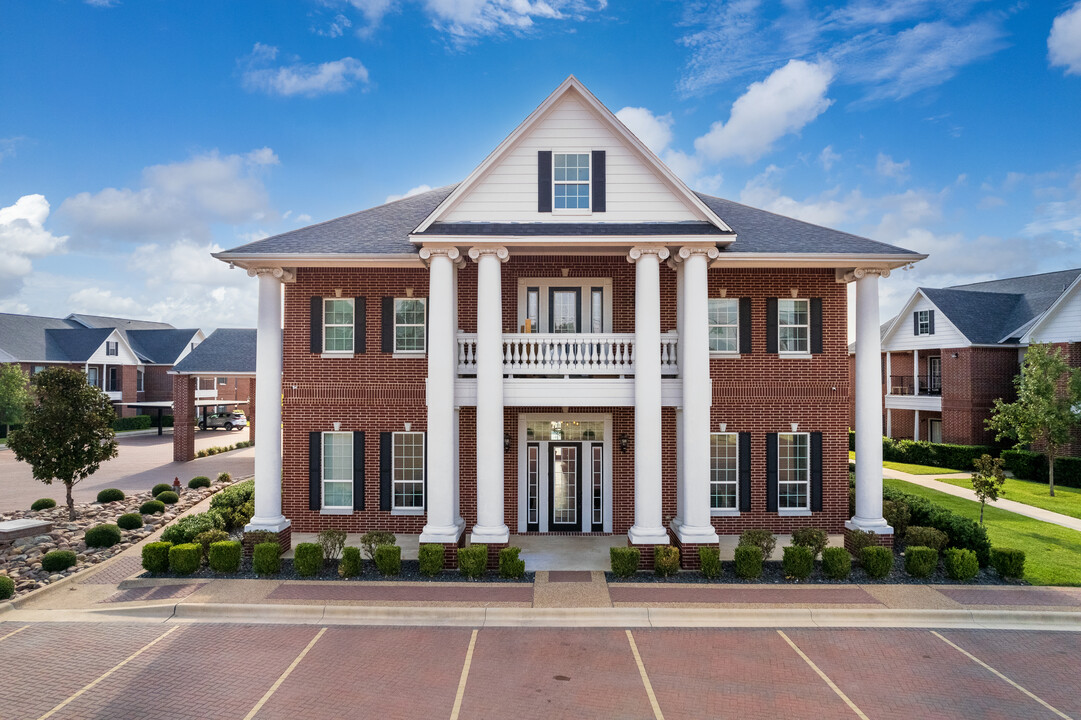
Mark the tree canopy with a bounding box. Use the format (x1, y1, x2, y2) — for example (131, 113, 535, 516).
(0, 363, 29, 436)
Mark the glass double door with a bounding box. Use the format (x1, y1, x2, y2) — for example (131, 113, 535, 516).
(549, 443, 582, 531)
(525, 439, 604, 533)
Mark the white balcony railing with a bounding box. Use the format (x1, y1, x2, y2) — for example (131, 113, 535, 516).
(105, 390, 122, 401)
(195, 388, 217, 399)
(457, 332, 678, 376)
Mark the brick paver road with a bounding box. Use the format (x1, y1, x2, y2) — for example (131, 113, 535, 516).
(0, 621, 1077, 720)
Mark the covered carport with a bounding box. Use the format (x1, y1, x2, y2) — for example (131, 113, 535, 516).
(121, 399, 249, 437)
(169, 328, 256, 462)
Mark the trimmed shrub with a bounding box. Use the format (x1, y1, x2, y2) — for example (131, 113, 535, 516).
(156, 491, 179, 505)
(152, 483, 173, 497)
(339, 546, 363, 578)
(117, 513, 144, 530)
(905, 526, 948, 552)
(85, 523, 121, 548)
(904, 546, 938, 578)
(846, 529, 879, 557)
(208, 541, 242, 573)
(139, 499, 165, 515)
(418, 544, 445, 577)
(193, 529, 229, 559)
(944, 548, 979, 581)
(209, 478, 254, 531)
(41, 549, 77, 572)
(699, 547, 722, 579)
(96, 488, 125, 503)
(161, 511, 225, 545)
(294, 543, 324, 577)
(654, 545, 680, 578)
(31, 498, 56, 511)
(737, 529, 777, 561)
(610, 547, 640, 578)
(317, 529, 347, 561)
(782, 546, 814, 580)
(860, 546, 893, 578)
(113, 415, 152, 432)
(374, 544, 402, 576)
(499, 547, 526, 580)
(790, 527, 828, 560)
(360, 531, 396, 560)
(882, 500, 911, 539)
(216, 472, 232, 484)
(0, 575, 14, 600)
(885, 485, 993, 566)
(1002, 450, 1081, 489)
(822, 547, 852, 580)
(991, 548, 1026, 579)
(188, 476, 211, 489)
(253, 542, 281, 575)
(458, 545, 487, 579)
(168, 543, 201, 575)
(142, 541, 172, 573)
(734, 546, 764, 579)
(881, 437, 996, 471)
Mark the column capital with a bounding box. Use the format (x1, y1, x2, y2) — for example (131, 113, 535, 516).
(468, 245, 509, 262)
(677, 246, 720, 261)
(627, 246, 670, 264)
(419, 246, 461, 262)
(246, 266, 295, 283)
(843, 266, 891, 282)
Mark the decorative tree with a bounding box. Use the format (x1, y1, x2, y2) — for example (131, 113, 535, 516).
(7, 367, 119, 520)
(0, 363, 29, 438)
(970, 454, 1006, 525)
(986, 343, 1081, 497)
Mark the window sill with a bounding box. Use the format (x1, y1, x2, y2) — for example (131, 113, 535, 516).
(778, 353, 813, 359)
(711, 509, 740, 517)
(552, 208, 593, 217)
(710, 352, 741, 360)
(778, 509, 813, 517)
(321, 352, 354, 359)
(320, 507, 353, 515)
(392, 352, 426, 360)
(391, 508, 425, 516)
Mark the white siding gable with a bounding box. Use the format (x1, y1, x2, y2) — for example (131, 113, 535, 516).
(882, 292, 969, 351)
(172, 330, 205, 365)
(87, 330, 140, 365)
(442, 93, 703, 224)
(1029, 281, 1081, 343)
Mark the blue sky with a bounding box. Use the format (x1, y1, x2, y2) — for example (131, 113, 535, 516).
(2, 0, 1080, 335)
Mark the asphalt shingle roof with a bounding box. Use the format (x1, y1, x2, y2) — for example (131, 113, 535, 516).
(0, 313, 80, 361)
(172, 329, 256, 375)
(43, 328, 113, 362)
(126, 329, 201, 365)
(0, 312, 194, 364)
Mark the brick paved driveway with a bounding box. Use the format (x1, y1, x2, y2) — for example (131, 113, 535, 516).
(0, 621, 1077, 719)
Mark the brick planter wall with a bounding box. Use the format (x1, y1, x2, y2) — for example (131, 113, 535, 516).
(242, 525, 292, 557)
(843, 526, 893, 552)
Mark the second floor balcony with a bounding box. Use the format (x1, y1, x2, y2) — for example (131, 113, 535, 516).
(888, 375, 942, 396)
(457, 332, 679, 377)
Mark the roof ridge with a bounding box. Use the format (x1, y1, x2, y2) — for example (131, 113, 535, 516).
(946, 267, 1081, 289)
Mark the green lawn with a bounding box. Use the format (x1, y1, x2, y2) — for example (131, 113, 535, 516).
(885, 478, 1081, 586)
(934, 475, 1081, 521)
(883, 460, 961, 475)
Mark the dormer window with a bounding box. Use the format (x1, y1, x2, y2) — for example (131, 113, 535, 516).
(553, 153, 590, 210)
(106, 341, 118, 356)
(915, 309, 934, 336)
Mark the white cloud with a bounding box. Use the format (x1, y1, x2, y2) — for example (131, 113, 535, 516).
(1024, 169, 1081, 239)
(0, 195, 68, 298)
(694, 59, 834, 163)
(385, 184, 433, 203)
(818, 145, 841, 171)
(59, 149, 276, 242)
(739, 165, 865, 227)
(1049, 2, 1081, 76)
(68, 287, 142, 317)
(615, 107, 674, 156)
(876, 152, 910, 181)
(84, 0, 119, 6)
(240, 43, 369, 98)
(0, 137, 25, 164)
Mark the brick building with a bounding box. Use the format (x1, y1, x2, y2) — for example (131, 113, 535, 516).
(214, 77, 924, 566)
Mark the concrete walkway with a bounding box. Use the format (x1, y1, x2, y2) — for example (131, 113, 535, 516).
(883, 467, 1081, 533)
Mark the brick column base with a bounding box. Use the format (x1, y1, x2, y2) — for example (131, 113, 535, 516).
(441, 535, 466, 570)
(670, 537, 711, 570)
(843, 527, 893, 553)
(172, 375, 196, 463)
(481, 542, 509, 571)
(242, 526, 292, 557)
(629, 540, 669, 572)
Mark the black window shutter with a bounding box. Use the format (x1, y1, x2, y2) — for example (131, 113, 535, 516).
(766, 433, 778, 512)
(810, 298, 823, 354)
(928, 309, 935, 335)
(379, 432, 392, 511)
(766, 298, 778, 354)
(308, 432, 321, 511)
(538, 151, 552, 213)
(381, 297, 395, 353)
(739, 298, 752, 354)
(354, 297, 366, 354)
(810, 431, 823, 512)
(353, 431, 365, 511)
(310, 297, 322, 354)
(591, 150, 606, 212)
(738, 432, 751, 512)
(913, 311, 920, 335)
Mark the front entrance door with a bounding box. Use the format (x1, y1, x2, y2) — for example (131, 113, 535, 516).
(549, 443, 582, 531)
(549, 288, 581, 333)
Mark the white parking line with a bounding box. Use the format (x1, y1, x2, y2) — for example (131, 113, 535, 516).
(0, 624, 29, 643)
(777, 630, 869, 720)
(930, 631, 1073, 720)
(626, 629, 665, 720)
(244, 626, 327, 720)
(449, 629, 479, 720)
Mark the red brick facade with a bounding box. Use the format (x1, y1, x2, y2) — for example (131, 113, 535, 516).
(173, 374, 196, 462)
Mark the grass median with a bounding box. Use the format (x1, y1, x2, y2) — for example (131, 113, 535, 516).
(932, 475, 1081, 521)
(885, 478, 1081, 586)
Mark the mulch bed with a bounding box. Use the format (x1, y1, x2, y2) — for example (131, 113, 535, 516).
(138, 558, 535, 584)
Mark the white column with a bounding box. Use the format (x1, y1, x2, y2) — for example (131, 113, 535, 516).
(886, 408, 892, 438)
(672, 258, 685, 527)
(914, 410, 920, 441)
(847, 267, 892, 536)
(627, 246, 670, 545)
(245, 267, 291, 534)
(885, 351, 892, 395)
(671, 247, 719, 545)
(419, 247, 465, 544)
(469, 245, 510, 545)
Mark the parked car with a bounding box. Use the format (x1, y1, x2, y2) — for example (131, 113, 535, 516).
(198, 411, 247, 431)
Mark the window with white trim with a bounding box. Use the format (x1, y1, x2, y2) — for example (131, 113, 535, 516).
(394, 298, 426, 353)
(710, 433, 739, 510)
(916, 309, 931, 335)
(392, 431, 425, 509)
(217, 376, 227, 386)
(106, 341, 118, 356)
(323, 298, 354, 353)
(778, 432, 810, 510)
(137, 369, 144, 392)
(708, 299, 739, 353)
(553, 153, 590, 210)
(322, 432, 353, 509)
(778, 299, 809, 354)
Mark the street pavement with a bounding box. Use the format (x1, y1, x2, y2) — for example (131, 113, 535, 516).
(0, 428, 254, 511)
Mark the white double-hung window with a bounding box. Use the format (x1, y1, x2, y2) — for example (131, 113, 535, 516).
(553, 153, 590, 210)
(710, 433, 739, 510)
(394, 298, 426, 353)
(393, 431, 425, 510)
(708, 298, 739, 353)
(324, 298, 354, 353)
(916, 309, 932, 335)
(322, 432, 353, 509)
(778, 432, 810, 511)
(778, 299, 809, 354)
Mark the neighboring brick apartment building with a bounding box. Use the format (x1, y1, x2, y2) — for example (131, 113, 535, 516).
(214, 77, 924, 565)
(856, 267, 1081, 451)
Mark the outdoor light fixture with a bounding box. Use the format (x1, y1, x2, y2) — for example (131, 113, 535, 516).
(504, 433, 511, 453)
(619, 434, 629, 453)
(951, 353, 958, 358)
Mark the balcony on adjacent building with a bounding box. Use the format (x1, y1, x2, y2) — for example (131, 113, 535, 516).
(456, 332, 679, 377)
(884, 372, 943, 412)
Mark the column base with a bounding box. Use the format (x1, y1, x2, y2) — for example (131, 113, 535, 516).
(441, 535, 467, 570)
(419, 518, 466, 545)
(627, 525, 669, 546)
(242, 524, 292, 557)
(627, 540, 663, 571)
(669, 537, 716, 570)
(669, 517, 719, 545)
(470, 524, 510, 546)
(245, 516, 292, 534)
(844, 522, 894, 552)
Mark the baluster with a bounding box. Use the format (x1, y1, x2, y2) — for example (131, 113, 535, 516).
(458, 338, 465, 368)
